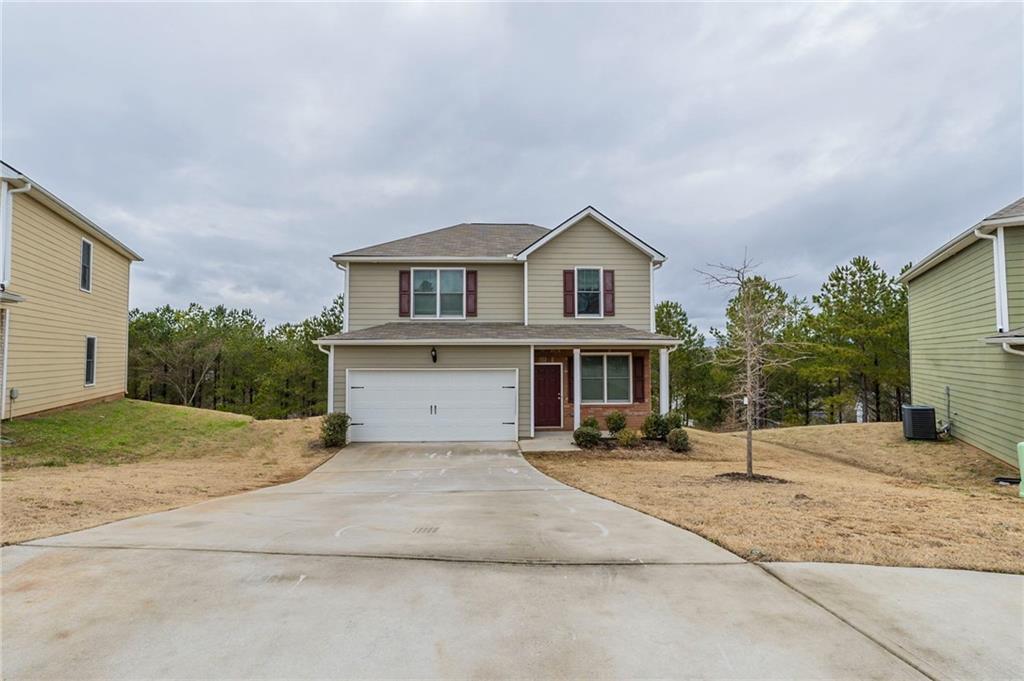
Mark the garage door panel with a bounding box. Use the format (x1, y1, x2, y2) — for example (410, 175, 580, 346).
(348, 369, 517, 442)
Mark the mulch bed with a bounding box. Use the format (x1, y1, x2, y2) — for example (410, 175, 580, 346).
(714, 471, 790, 484)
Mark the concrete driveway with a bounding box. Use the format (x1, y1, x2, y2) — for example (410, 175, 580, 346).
(2, 442, 1016, 679)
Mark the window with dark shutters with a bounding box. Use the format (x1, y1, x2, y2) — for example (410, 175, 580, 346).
(603, 270, 615, 316)
(563, 270, 575, 316)
(466, 270, 478, 316)
(632, 354, 645, 403)
(398, 270, 411, 317)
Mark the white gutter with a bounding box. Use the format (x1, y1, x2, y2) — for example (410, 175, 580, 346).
(974, 227, 1010, 333)
(316, 338, 680, 347)
(1002, 343, 1024, 357)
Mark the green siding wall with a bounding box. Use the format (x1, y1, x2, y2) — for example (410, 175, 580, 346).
(907, 232, 1024, 467)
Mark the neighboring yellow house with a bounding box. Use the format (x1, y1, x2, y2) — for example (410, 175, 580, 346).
(0, 162, 142, 419)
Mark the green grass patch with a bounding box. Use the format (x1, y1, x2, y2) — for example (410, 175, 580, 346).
(1, 399, 252, 469)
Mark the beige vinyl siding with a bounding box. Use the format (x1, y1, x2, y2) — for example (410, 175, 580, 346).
(347, 262, 524, 331)
(331, 345, 531, 438)
(527, 216, 651, 330)
(3, 194, 131, 417)
(908, 237, 1024, 466)
(1005, 226, 1024, 329)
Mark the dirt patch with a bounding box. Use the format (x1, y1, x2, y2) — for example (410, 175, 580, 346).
(1, 417, 334, 544)
(525, 425, 1023, 573)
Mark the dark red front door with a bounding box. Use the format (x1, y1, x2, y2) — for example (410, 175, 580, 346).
(534, 364, 563, 427)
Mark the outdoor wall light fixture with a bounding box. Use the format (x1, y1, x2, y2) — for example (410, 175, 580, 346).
(430, 346, 437, 363)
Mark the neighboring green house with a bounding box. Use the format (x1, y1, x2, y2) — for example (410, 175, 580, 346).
(900, 197, 1023, 467)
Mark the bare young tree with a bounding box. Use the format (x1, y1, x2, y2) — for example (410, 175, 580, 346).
(699, 255, 804, 478)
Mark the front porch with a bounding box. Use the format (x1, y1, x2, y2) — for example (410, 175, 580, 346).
(532, 346, 671, 434)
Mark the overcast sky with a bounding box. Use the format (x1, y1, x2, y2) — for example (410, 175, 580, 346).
(2, 3, 1021, 333)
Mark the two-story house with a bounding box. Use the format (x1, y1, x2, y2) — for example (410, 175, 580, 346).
(0, 162, 142, 419)
(900, 196, 1023, 468)
(317, 206, 678, 442)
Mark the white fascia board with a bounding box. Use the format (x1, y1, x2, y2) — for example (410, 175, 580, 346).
(900, 219, 1023, 284)
(331, 255, 515, 264)
(316, 337, 679, 347)
(514, 206, 666, 263)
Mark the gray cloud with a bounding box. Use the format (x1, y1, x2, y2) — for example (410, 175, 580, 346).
(3, 3, 1020, 332)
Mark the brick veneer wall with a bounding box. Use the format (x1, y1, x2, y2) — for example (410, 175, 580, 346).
(534, 349, 652, 431)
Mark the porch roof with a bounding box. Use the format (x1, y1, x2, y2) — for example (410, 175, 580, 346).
(317, 322, 678, 346)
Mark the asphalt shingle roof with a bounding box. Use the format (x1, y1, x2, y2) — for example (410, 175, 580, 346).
(986, 197, 1024, 222)
(334, 223, 549, 259)
(320, 322, 678, 344)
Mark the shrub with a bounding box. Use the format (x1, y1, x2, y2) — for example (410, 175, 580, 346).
(581, 416, 600, 430)
(321, 412, 351, 448)
(664, 411, 683, 431)
(605, 410, 627, 434)
(667, 428, 690, 452)
(642, 412, 670, 440)
(573, 426, 601, 449)
(616, 428, 641, 448)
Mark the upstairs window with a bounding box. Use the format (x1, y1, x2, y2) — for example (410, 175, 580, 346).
(80, 238, 93, 292)
(84, 336, 97, 386)
(412, 268, 465, 318)
(576, 268, 601, 317)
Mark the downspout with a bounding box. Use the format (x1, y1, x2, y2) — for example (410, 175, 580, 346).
(974, 228, 1009, 333)
(316, 343, 334, 414)
(334, 261, 349, 333)
(1, 181, 32, 291)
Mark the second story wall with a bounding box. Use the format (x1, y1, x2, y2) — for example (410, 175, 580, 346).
(347, 261, 524, 331)
(1007, 226, 1024, 330)
(4, 193, 131, 416)
(527, 216, 652, 330)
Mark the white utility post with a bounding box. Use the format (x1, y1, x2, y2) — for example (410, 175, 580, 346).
(572, 348, 582, 429)
(659, 347, 670, 415)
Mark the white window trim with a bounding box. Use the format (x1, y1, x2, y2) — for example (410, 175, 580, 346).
(80, 237, 93, 293)
(84, 335, 97, 387)
(574, 266, 603, 319)
(580, 352, 632, 404)
(411, 267, 466, 319)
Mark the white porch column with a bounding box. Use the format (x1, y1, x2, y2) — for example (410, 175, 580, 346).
(659, 347, 670, 415)
(572, 348, 582, 429)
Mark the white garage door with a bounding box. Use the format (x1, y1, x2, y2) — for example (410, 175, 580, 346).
(347, 369, 518, 442)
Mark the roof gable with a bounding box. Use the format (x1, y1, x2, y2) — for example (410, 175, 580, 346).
(514, 206, 665, 262)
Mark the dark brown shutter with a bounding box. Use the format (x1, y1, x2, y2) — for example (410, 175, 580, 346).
(399, 270, 411, 317)
(563, 270, 575, 317)
(632, 353, 645, 403)
(567, 360, 573, 402)
(603, 270, 615, 316)
(466, 270, 478, 317)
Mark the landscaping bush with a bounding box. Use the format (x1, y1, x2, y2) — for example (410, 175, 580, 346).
(616, 428, 642, 448)
(581, 416, 600, 430)
(321, 412, 351, 448)
(664, 411, 683, 431)
(667, 428, 690, 452)
(573, 426, 602, 449)
(642, 412, 670, 440)
(605, 411, 627, 434)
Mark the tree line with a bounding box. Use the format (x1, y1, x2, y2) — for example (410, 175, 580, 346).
(128, 295, 343, 419)
(654, 255, 910, 430)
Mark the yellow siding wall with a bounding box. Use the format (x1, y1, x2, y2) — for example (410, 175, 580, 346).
(3, 194, 131, 417)
(907, 235, 1024, 466)
(527, 216, 652, 330)
(331, 345, 531, 438)
(347, 262, 524, 331)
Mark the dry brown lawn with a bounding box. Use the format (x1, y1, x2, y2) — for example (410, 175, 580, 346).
(525, 423, 1023, 573)
(2, 412, 333, 544)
